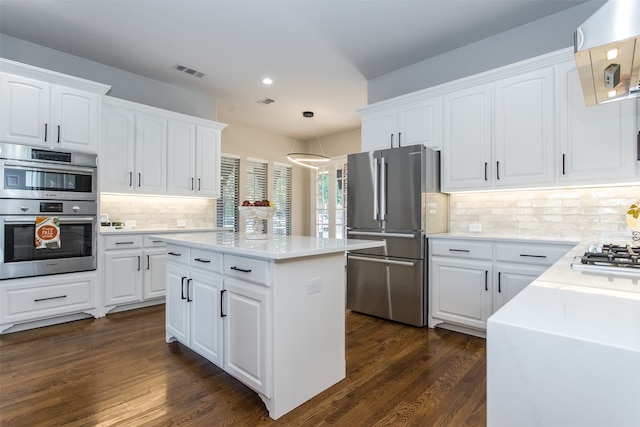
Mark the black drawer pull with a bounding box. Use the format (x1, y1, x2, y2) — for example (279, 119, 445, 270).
(115, 241, 135, 245)
(152, 240, 163, 243)
(168, 252, 182, 256)
(230, 266, 252, 273)
(221, 289, 227, 317)
(194, 258, 211, 263)
(520, 254, 547, 259)
(35, 295, 67, 302)
(449, 249, 470, 253)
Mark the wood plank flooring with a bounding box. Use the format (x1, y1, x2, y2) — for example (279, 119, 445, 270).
(0, 306, 486, 426)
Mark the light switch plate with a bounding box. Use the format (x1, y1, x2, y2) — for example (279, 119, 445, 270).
(469, 223, 482, 232)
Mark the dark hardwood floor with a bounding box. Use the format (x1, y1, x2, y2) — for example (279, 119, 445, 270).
(0, 305, 486, 426)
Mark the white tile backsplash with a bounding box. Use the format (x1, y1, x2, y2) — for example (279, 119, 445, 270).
(449, 185, 640, 241)
(100, 194, 216, 230)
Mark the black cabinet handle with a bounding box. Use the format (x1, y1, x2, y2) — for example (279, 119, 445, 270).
(198, 178, 201, 191)
(390, 133, 394, 148)
(637, 131, 640, 161)
(35, 295, 66, 302)
(137, 256, 141, 271)
(44, 123, 48, 142)
(520, 254, 547, 259)
(186, 278, 193, 302)
(168, 252, 182, 256)
(398, 132, 402, 147)
(498, 272, 502, 293)
(57, 125, 61, 143)
(194, 258, 211, 264)
(181, 276, 187, 300)
(146, 254, 150, 270)
(562, 153, 566, 175)
(484, 162, 488, 181)
(115, 241, 135, 245)
(138, 173, 141, 187)
(191, 177, 194, 190)
(484, 271, 488, 291)
(496, 161, 500, 180)
(221, 289, 227, 317)
(449, 249, 470, 253)
(230, 266, 252, 273)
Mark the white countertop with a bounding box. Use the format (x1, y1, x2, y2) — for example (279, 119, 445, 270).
(426, 232, 580, 245)
(152, 232, 386, 260)
(100, 227, 233, 235)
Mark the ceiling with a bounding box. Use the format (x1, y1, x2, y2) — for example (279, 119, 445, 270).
(0, 0, 589, 139)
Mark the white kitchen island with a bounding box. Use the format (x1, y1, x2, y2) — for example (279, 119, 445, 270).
(154, 232, 384, 420)
(487, 242, 640, 427)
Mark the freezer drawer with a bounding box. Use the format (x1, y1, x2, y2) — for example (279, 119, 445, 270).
(347, 230, 423, 259)
(346, 253, 426, 327)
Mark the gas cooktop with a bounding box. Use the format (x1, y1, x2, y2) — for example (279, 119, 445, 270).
(571, 244, 640, 276)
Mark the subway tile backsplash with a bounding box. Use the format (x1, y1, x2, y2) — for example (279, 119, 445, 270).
(100, 194, 216, 230)
(449, 185, 640, 241)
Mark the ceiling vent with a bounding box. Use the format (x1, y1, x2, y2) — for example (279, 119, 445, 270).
(257, 97, 275, 105)
(172, 64, 205, 78)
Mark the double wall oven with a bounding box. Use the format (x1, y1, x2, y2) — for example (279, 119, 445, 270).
(0, 143, 98, 280)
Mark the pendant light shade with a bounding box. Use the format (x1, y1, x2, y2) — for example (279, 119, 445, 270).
(287, 111, 330, 169)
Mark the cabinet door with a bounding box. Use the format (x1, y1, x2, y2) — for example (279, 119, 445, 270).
(167, 120, 196, 196)
(101, 105, 136, 192)
(190, 271, 224, 367)
(195, 126, 221, 197)
(135, 113, 167, 193)
(431, 257, 493, 330)
(103, 249, 143, 306)
(397, 97, 441, 150)
(493, 263, 546, 312)
(494, 69, 555, 187)
(360, 109, 397, 151)
(0, 73, 50, 146)
(166, 263, 190, 344)
(143, 247, 167, 299)
(556, 61, 637, 184)
(442, 85, 492, 191)
(224, 278, 270, 396)
(52, 85, 99, 153)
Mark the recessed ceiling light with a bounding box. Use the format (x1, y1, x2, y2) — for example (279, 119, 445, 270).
(262, 78, 273, 85)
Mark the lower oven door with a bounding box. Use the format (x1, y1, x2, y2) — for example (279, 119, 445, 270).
(0, 215, 97, 279)
(346, 253, 426, 327)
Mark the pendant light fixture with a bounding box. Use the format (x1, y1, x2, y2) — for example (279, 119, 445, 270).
(286, 111, 330, 169)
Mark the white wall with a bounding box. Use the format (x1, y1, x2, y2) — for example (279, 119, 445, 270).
(367, 0, 605, 103)
(0, 33, 217, 120)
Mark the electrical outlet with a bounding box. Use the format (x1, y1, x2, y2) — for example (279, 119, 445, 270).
(177, 219, 187, 228)
(306, 278, 322, 295)
(469, 223, 482, 232)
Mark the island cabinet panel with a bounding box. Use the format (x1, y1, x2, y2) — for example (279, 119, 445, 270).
(160, 234, 363, 420)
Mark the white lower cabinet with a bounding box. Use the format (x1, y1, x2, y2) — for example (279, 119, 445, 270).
(0, 271, 98, 333)
(429, 237, 575, 334)
(102, 234, 167, 310)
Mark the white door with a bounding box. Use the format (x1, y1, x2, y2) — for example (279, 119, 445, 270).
(190, 271, 224, 367)
(224, 278, 270, 396)
(52, 85, 99, 152)
(143, 248, 167, 299)
(167, 120, 196, 195)
(135, 112, 167, 193)
(0, 73, 50, 146)
(165, 264, 190, 344)
(103, 249, 143, 306)
(195, 126, 221, 197)
(101, 105, 136, 192)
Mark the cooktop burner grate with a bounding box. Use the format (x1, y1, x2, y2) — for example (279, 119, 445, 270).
(579, 244, 640, 269)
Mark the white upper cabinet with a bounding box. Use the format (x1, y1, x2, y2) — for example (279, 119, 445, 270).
(442, 85, 492, 191)
(195, 126, 221, 197)
(360, 96, 441, 152)
(556, 60, 637, 184)
(134, 112, 167, 193)
(493, 68, 555, 187)
(0, 73, 101, 152)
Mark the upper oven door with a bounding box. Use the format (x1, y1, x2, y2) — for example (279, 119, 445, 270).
(0, 159, 96, 200)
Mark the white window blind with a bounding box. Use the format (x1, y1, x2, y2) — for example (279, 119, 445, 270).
(246, 158, 268, 231)
(217, 155, 240, 231)
(273, 162, 292, 235)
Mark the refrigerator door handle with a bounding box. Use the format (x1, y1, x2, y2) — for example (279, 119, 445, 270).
(348, 231, 416, 238)
(380, 157, 386, 221)
(348, 255, 415, 267)
(373, 158, 380, 220)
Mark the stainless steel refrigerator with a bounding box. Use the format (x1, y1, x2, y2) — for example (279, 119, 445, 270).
(346, 144, 447, 326)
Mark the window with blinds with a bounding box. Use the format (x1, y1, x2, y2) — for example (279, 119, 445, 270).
(246, 158, 268, 231)
(216, 155, 240, 231)
(273, 162, 292, 235)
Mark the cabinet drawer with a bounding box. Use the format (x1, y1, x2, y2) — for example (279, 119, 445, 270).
(1, 275, 95, 323)
(495, 243, 573, 265)
(143, 235, 167, 248)
(430, 239, 492, 260)
(190, 248, 223, 273)
(103, 235, 143, 250)
(224, 255, 270, 286)
(166, 244, 190, 265)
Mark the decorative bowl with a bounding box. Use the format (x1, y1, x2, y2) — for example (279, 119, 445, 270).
(238, 206, 276, 239)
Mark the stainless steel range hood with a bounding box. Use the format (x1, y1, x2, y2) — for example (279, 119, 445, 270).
(574, 0, 640, 106)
